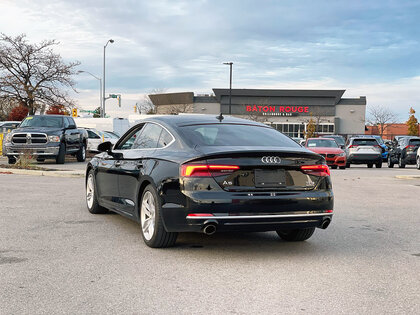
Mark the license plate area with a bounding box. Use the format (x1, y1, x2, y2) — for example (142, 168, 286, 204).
(254, 169, 286, 188)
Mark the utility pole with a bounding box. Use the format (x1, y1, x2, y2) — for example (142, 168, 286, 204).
(103, 39, 114, 117)
(223, 62, 233, 115)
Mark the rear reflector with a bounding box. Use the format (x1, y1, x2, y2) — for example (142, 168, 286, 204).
(325, 210, 333, 213)
(187, 213, 214, 217)
(181, 164, 239, 177)
(301, 164, 330, 177)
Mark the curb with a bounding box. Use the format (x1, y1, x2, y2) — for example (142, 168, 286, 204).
(395, 175, 420, 179)
(0, 167, 84, 178)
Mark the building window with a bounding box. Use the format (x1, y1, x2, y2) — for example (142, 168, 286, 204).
(270, 123, 335, 138)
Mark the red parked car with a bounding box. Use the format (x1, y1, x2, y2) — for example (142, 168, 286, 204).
(305, 138, 347, 169)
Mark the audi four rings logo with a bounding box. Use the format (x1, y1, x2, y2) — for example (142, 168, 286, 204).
(261, 156, 282, 164)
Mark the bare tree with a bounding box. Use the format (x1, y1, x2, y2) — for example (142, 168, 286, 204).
(0, 33, 80, 115)
(136, 88, 167, 114)
(366, 105, 398, 137)
(0, 96, 18, 120)
(167, 103, 193, 115)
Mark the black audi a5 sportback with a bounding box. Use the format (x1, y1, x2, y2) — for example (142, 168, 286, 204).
(85, 115, 333, 248)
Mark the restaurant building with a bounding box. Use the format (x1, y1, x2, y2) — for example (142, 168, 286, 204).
(149, 89, 367, 138)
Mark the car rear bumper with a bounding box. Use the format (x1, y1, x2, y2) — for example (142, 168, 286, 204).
(325, 156, 346, 166)
(348, 154, 382, 164)
(161, 189, 334, 232)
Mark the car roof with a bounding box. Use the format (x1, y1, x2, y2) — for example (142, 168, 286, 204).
(143, 114, 267, 127)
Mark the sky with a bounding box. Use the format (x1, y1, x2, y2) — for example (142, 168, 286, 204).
(1, 0, 420, 120)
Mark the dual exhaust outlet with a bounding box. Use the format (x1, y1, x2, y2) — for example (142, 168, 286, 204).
(201, 218, 332, 235)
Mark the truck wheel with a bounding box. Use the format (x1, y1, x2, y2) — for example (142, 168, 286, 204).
(398, 156, 405, 168)
(387, 156, 394, 168)
(8, 156, 16, 164)
(140, 185, 178, 248)
(76, 144, 86, 162)
(276, 227, 315, 241)
(376, 162, 382, 168)
(367, 164, 373, 168)
(86, 170, 108, 214)
(56, 143, 66, 164)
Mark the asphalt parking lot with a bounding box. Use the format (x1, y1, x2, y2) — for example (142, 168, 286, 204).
(0, 166, 419, 314)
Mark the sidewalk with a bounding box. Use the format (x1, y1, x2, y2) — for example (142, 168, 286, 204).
(0, 156, 87, 178)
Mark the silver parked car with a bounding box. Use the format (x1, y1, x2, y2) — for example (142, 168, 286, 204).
(346, 137, 382, 168)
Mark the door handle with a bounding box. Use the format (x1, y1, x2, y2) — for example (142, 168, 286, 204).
(136, 162, 143, 169)
(115, 161, 121, 167)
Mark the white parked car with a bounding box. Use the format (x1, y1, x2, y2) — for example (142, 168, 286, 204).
(417, 146, 420, 170)
(84, 128, 118, 152)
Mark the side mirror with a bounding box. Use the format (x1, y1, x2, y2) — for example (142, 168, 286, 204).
(98, 141, 123, 159)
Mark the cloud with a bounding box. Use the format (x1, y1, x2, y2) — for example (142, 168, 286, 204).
(1, 0, 420, 119)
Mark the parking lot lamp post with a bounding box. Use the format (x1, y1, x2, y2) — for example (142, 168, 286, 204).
(223, 62, 233, 115)
(103, 39, 114, 118)
(77, 70, 102, 116)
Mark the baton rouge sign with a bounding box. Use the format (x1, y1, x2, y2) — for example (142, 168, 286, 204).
(246, 105, 309, 114)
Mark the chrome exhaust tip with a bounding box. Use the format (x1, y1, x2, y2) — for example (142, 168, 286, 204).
(321, 218, 331, 229)
(203, 224, 217, 235)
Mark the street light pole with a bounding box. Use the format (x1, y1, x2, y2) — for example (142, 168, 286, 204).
(103, 39, 114, 118)
(77, 70, 102, 116)
(223, 62, 233, 115)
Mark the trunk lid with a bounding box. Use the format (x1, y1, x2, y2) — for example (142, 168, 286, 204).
(188, 147, 326, 192)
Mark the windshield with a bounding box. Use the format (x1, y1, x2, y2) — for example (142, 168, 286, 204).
(306, 139, 338, 148)
(20, 116, 63, 128)
(180, 124, 300, 147)
(373, 136, 384, 144)
(324, 136, 345, 146)
(104, 132, 119, 139)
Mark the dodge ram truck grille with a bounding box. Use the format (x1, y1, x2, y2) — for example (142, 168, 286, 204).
(12, 133, 48, 144)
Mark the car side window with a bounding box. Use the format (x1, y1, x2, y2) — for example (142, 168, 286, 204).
(117, 125, 145, 150)
(157, 129, 174, 148)
(87, 130, 100, 139)
(133, 123, 163, 149)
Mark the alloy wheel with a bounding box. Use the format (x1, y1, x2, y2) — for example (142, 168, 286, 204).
(141, 191, 156, 241)
(86, 174, 94, 209)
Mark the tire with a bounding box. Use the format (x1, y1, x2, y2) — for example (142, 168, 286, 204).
(376, 162, 382, 168)
(339, 166, 346, 170)
(56, 143, 65, 164)
(417, 157, 420, 170)
(387, 156, 394, 168)
(346, 163, 350, 168)
(8, 156, 16, 164)
(398, 156, 405, 168)
(86, 170, 108, 214)
(367, 164, 373, 168)
(276, 227, 316, 242)
(331, 165, 337, 169)
(76, 144, 86, 162)
(140, 185, 178, 248)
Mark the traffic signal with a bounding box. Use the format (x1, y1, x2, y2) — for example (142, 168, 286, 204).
(72, 108, 78, 117)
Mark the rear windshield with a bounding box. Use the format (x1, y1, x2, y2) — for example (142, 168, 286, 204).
(352, 139, 378, 146)
(180, 124, 300, 147)
(409, 139, 420, 146)
(20, 116, 63, 128)
(307, 139, 338, 148)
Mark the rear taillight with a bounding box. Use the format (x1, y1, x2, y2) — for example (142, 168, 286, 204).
(405, 145, 415, 150)
(348, 145, 358, 148)
(181, 164, 239, 177)
(301, 164, 330, 177)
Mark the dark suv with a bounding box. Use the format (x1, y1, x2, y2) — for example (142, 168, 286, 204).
(387, 136, 420, 168)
